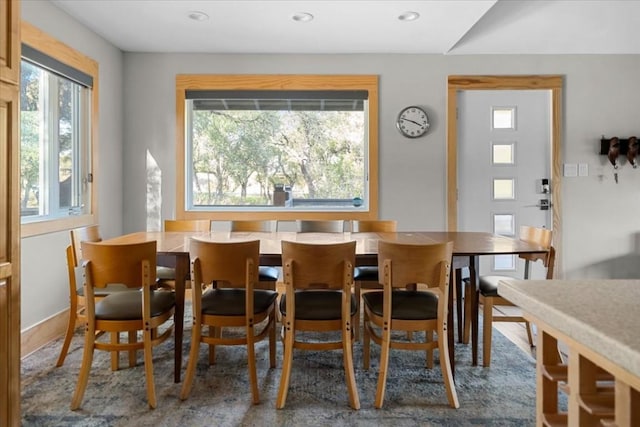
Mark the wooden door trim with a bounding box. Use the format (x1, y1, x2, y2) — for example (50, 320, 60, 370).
(447, 75, 563, 273)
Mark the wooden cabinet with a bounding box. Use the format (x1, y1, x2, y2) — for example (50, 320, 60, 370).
(1, 0, 21, 85)
(0, 0, 21, 425)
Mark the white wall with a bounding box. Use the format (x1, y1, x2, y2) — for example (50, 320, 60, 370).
(21, 1, 124, 329)
(20, 1, 640, 331)
(123, 53, 640, 281)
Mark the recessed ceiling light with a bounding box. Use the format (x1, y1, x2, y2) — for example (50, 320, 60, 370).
(398, 11, 420, 22)
(292, 12, 314, 22)
(188, 11, 209, 22)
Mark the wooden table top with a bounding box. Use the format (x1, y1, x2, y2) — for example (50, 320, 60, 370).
(107, 230, 549, 258)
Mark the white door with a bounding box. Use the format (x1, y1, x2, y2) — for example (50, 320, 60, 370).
(458, 90, 552, 279)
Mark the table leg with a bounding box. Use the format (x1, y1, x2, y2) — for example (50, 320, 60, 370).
(455, 270, 463, 343)
(469, 255, 479, 366)
(173, 254, 188, 383)
(448, 266, 456, 380)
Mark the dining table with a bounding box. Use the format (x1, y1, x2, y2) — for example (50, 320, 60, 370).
(106, 230, 549, 383)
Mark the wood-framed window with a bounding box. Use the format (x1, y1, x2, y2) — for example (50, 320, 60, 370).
(175, 74, 378, 221)
(20, 22, 98, 237)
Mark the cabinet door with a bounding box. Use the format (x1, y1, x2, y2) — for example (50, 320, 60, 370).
(1, 0, 20, 85)
(0, 75, 20, 427)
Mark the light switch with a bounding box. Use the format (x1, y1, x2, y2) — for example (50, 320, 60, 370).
(563, 163, 578, 177)
(578, 163, 588, 177)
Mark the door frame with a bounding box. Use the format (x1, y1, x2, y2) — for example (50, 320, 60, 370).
(447, 75, 563, 272)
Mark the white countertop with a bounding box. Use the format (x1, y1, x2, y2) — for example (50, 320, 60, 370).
(498, 279, 640, 381)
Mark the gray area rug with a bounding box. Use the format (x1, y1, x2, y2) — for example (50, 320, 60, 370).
(21, 307, 537, 426)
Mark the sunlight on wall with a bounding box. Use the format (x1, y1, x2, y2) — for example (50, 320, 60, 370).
(146, 150, 161, 231)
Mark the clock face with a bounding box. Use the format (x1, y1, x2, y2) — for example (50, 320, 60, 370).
(396, 106, 430, 138)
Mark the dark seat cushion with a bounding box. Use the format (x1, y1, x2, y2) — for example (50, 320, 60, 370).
(353, 266, 379, 282)
(479, 275, 506, 297)
(258, 266, 279, 281)
(95, 290, 176, 320)
(280, 290, 357, 320)
(76, 283, 135, 298)
(201, 288, 278, 316)
(156, 266, 176, 281)
(362, 290, 438, 320)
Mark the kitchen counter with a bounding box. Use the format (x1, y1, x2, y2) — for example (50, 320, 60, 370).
(498, 279, 640, 426)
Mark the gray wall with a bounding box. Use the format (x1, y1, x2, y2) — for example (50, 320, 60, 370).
(21, 1, 124, 328)
(20, 1, 640, 331)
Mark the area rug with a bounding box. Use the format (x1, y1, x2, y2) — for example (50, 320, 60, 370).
(21, 308, 538, 427)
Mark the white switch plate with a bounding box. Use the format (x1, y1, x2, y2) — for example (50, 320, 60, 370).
(578, 163, 588, 177)
(564, 163, 578, 177)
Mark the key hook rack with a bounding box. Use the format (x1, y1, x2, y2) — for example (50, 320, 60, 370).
(600, 136, 639, 169)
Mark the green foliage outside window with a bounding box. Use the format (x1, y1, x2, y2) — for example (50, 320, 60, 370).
(189, 106, 365, 207)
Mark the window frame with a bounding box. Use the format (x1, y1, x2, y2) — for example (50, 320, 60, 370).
(20, 22, 98, 237)
(175, 74, 379, 221)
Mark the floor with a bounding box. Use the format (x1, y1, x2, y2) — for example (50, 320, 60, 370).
(491, 305, 537, 359)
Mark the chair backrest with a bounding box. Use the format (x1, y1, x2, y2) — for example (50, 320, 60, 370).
(70, 225, 102, 267)
(189, 239, 260, 288)
(297, 220, 347, 233)
(518, 225, 553, 266)
(281, 241, 356, 290)
(81, 241, 157, 289)
(164, 219, 211, 232)
(355, 220, 397, 232)
(517, 226, 554, 275)
(230, 220, 274, 232)
(377, 240, 453, 292)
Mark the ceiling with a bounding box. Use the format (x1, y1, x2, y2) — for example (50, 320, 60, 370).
(49, 0, 640, 55)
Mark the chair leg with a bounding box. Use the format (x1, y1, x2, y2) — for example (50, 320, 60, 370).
(353, 281, 361, 342)
(56, 308, 78, 367)
(142, 326, 157, 409)
(363, 311, 371, 370)
(179, 321, 202, 400)
(342, 317, 360, 410)
(276, 317, 294, 409)
(70, 323, 96, 410)
(208, 326, 220, 365)
(455, 270, 463, 343)
(247, 331, 260, 405)
(482, 296, 494, 367)
(128, 331, 137, 368)
(525, 320, 535, 347)
(425, 330, 434, 369)
(374, 320, 392, 409)
(110, 332, 120, 371)
(269, 311, 277, 368)
(438, 321, 460, 409)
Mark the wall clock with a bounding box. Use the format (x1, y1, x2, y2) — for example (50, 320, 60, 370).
(396, 106, 430, 138)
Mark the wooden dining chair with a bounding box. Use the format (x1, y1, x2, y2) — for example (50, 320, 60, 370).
(362, 240, 459, 409)
(352, 220, 397, 340)
(229, 220, 279, 287)
(56, 225, 131, 367)
(296, 219, 348, 233)
(156, 219, 211, 286)
(277, 240, 360, 410)
(70, 240, 176, 410)
(473, 225, 555, 367)
(180, 239, 278, 404)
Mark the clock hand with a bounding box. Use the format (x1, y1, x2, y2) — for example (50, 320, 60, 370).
(401, 118, 423, 126)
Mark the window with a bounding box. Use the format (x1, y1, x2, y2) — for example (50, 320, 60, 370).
(492, 178, 515, 200)
(491, 142, 515, 165)
(176, 75, 378, 220)
(20, 23, 98, 237)
(491, 106, 516, 130)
